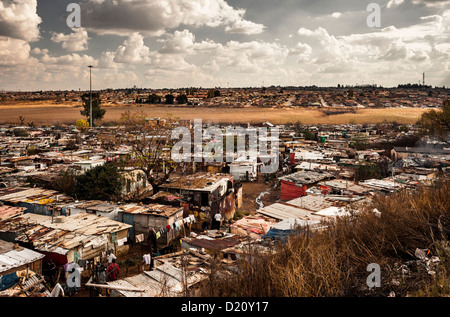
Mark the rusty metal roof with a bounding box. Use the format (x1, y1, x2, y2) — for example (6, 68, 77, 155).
(0, 187, 68, 204)
(0, 205, 25, 221)
(159, 173, 232, 192)
(11, 213, 131, 255)
(182, 234, 243, 251)
(120, 203, 182, 218)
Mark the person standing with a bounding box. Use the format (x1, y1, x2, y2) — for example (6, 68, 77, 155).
(147, 228, 157, 254)
(213, 212, 222, 230)
(106, 259, 120, 281)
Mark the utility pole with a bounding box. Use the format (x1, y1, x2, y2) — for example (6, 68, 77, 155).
(88, 65, 93, 129)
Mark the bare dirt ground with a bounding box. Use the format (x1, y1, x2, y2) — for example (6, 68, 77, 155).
(0, 101, 429, 125)
(240, 177, 281, 214)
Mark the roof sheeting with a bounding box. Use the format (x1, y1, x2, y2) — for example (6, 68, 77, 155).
(279, 171, 333, 185)
(0, 206, 25, 221)
(264, 218, 322, 242)
(119, 203, 183, 218)
(0, 187, 70, 205)
(159, 173, 232, 192)
(108, 262, 205, 297)
(257, 202, 326, 222)
(11, 213, 131, 257)
(0, 243, 45, 274)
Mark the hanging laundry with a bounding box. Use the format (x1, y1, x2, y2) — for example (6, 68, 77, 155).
(117, 237, 127, 247)
(135, 234, 144, 243)
(143, 254, 151, 265)
(64, 262, 74, 272)
(156, 231, 161, 239)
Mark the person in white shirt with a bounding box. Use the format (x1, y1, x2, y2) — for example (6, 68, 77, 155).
(107, 252, 116, 264)
(213, 213, 222, 230)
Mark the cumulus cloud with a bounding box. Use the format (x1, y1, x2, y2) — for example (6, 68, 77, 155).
(159, 30, 196, 54)
(113, 33, 151, 64)
(80, 0, 265, 36)
(206, 40, 290, 74)
(224, 18, 266, 34)
(40, 52, 97, 67)
(51, 28, 90, 52)
(0, 37, 35, 66)
(289, 43, 313, 63)
(331, 12, 342, 18)
(381, 40, 409, 60)
(0, 0, 41, 41)
(387, 0, 405, 8)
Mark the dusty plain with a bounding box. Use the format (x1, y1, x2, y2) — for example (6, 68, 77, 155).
(0, 101, 430, 125)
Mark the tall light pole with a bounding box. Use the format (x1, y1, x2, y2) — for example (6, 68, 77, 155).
(88, 65, 93, 129)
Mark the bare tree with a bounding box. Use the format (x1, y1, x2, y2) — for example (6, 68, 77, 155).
(119, 110, 178, 191)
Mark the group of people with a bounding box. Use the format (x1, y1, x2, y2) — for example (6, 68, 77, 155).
(87, 215, 226, 296)
(95, 229, 157, 286)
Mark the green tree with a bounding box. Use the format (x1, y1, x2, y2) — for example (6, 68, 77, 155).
(355, 162, 385, 182)
(165, 94, 175, 104)
(80, 92, 106, 127)
(53, 169, 77, 197)
(148, 94, 161, 104)
(75, 163, 124, 201)
(417, 99, 450, 138)
(207, 89, 218, 99)
(176, 94, 188, 104)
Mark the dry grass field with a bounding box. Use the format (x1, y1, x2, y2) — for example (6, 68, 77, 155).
(0, 101, 430, 125)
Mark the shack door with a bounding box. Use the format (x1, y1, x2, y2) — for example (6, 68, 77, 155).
(121, 213, 134, 237)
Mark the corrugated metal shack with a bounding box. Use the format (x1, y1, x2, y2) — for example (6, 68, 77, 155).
(8, 213, 131, 266)
(257, 202, 327, 222)
(159, 173, 236, 229)
(0, 187, 73, 217)
(258, 192, 368, 223)
(0, 206, 25, 222)
(119, 203, 184, 249)
(65, 201, 122, 220)
(278, 171, 333, 201)
(229, 216, 276, 239)
(102, 261, 207, 297)
(317, 179, 372, 196)
(0, 240, 45, 276)
(181, 231, 245, 253)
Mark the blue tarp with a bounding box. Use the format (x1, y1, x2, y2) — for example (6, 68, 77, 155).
(263, 218, 321, 243)
(0, 272, 19, 291)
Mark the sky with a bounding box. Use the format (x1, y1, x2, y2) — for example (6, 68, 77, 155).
(0, 0, 449, 91)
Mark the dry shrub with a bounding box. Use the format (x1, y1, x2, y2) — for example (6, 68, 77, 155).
(200, 177, 450, 297)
